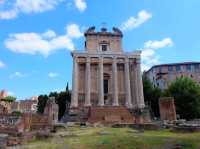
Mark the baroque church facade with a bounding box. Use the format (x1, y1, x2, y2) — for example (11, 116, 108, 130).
(70, 26, 145, 110)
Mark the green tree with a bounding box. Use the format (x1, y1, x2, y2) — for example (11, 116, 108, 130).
(37, 84, 71, 120)
(3, 96, 16, 102)
(143, 75, 162, 117)
(55, 85, 71, 120)
(37, 95, 48, 114)
(164, 77, 200, 120)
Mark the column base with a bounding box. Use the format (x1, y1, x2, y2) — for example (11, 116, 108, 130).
(70, 104, 78, 108)
(125, 102, 133, 109)
(112, 103, 119, 106)
(98, 103, 104, 106)
(138, 104, 145, 109)
(84, 103, 91, 107)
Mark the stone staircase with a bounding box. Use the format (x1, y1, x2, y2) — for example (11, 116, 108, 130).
(61, 107, 90, 123)
(87, 106, 134, 124)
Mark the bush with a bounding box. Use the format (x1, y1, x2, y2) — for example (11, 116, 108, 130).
(164, 77, 200, 120)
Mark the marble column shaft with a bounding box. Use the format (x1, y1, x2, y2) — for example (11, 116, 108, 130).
(98, 56, 104, 106)
(71, 56, 78, 108)
(85, 57, 91, 106)
(136, 61, 145, 108)
(112, 57, 119, 106)
(125, 58, 132, 108)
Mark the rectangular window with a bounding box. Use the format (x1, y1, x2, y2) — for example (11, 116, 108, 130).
(176, 65, 181, 72)
(102, 45, 107, 51)
(186, 65, 191, 71)
(159, 67, 162, 73)
(194, 64, 199, 70)
(168, 66, 173, 72)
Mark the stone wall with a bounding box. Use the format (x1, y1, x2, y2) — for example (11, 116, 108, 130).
(44, 97, 58, 125)
(0, 134, 8, 149)
(159, 97, 177, 121)
(87, 106, 134, 124)
(22, 113, 52, 130)
(0, 104, 7, 114)
(0, 114, 22, 135)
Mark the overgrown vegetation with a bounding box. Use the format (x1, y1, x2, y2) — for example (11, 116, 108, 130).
(37, 83, 71, 120)
(3, 96, 16, 102)
(143, 75, 162, 118)
(164, 77, 200, 120)
(143, 75, 200, 120)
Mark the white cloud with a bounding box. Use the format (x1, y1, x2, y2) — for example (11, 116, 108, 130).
(5, 23, 83, 56)
(48, 72, 59, 78)
(144, 38, 173, 49)
(66, 24, 83, 38)
(0, 60, 5, 68)
(121, 10, 152, 31)
(0, 9, 18, 20)
(74, 0, 87, 12)
(42, 30, 57, 39)
(141, 38, 174, 71)
(0, 0, 64, 20)
(15, 0, 61, 13)
(9, 71, 26, 79)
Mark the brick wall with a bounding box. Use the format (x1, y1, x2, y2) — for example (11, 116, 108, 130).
(159, 97, 177, 121)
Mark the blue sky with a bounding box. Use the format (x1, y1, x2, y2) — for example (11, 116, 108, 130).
(0, 0, 200, 99)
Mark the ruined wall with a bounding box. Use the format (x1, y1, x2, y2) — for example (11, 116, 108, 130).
(159, 97, 177, 121)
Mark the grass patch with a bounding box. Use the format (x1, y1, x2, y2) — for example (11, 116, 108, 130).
(21, 127, 200, 149)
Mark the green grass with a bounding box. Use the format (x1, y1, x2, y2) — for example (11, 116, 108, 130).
(21, 126, 200, 149)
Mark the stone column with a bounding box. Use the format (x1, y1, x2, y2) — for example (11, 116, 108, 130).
(85, 57, 91, 106)
(71, 56, 79, 108)
(112, 57, 119, 106)
(130, 59, 138, 109)
(136, 59, 145, 108)
(125, 58, 132, 108)
(98, 56, 104, 106)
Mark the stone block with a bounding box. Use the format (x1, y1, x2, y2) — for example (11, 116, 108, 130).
(159, 97, 177, 121)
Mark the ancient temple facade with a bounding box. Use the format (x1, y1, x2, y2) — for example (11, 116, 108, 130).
(70, 27, 145, 110)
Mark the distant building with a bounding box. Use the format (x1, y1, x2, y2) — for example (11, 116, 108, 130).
(10, 100, 38, 113)
(0, 90, 8, 100)
(145, 62, 200, 90)
(30, 96, 38, 101)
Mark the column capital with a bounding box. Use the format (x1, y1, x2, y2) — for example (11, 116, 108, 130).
(113, 56, 117, 60)
(125, 58, 129, 63)
(86, 56, 91, 63)
(134, 58, 141, 64)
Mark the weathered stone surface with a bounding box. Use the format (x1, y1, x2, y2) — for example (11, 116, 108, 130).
(69, 26, 146, 124)
(0, 134, 8, 149)
(159, 97, 176, 121)
(71, 27, 145, 109)
(87, 106, 134, 124)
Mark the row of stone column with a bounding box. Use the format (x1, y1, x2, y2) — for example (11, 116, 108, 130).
(70, 56, 145, 109)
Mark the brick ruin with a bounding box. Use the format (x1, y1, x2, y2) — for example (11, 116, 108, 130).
(0, 97, 58, 147)
(159, 97, 177, 121)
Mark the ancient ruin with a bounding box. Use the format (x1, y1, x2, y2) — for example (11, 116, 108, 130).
(159, 97, 177, 121)
(0, 97, 58, 146)
(69, 27, 147, 123)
